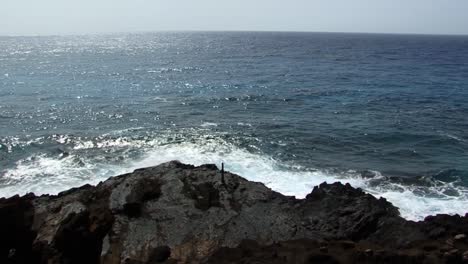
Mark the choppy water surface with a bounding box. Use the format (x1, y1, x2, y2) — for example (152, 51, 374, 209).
(1, 32, 467, 220)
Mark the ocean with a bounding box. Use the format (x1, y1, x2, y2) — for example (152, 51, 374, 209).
(0, 32, 467, 220)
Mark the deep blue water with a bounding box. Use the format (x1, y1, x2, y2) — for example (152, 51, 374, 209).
(0, 32, 467, 220)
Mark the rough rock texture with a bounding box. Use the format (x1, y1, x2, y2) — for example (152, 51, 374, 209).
(0, 161, 467, 264)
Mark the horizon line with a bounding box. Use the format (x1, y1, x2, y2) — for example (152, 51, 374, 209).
(1, 29, 468, 38)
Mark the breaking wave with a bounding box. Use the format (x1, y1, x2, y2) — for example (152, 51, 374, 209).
(1, 132, 467, 221)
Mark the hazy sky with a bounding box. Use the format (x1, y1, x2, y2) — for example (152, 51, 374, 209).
(1, 0, 468, 36)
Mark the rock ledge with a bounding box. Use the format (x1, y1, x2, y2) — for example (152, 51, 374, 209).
(1, 161, 467, 264)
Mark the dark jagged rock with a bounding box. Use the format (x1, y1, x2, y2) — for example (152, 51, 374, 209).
(0, 161, 467, 263)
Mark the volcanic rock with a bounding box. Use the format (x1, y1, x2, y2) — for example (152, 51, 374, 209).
(0, 161, 467, 264)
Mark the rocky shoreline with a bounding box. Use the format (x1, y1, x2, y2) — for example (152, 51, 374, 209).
(1, 161, 467, 263)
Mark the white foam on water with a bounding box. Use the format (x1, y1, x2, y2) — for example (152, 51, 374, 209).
(200, 122, 218, 127)
(1, 136, 467, 221)
(0, 154, 129, 198)
(129, 139, 468, 221)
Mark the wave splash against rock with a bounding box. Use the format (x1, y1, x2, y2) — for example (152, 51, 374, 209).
(1, 161, 467, 263)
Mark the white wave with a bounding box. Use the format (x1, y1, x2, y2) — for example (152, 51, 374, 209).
(0, 154, 128, 198)
(130, 139, 468, 221)
(200, 122, 218, 127)
(237, 122, 252, 127)
(1, 135, 467, 221)
(445, 134, 465, 142)
(152, 97, 168, 102)
(437, 130, 465, 142)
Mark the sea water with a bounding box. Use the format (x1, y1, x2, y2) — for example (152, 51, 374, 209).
(1, 32, 467, 220)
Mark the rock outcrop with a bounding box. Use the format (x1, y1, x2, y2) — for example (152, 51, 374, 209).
(0, 161, 467, 263)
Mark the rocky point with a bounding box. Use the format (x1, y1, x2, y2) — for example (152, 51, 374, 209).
(0, 161, 467, 263)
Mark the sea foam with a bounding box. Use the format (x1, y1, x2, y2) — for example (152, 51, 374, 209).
(1, 135, 467, 221)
